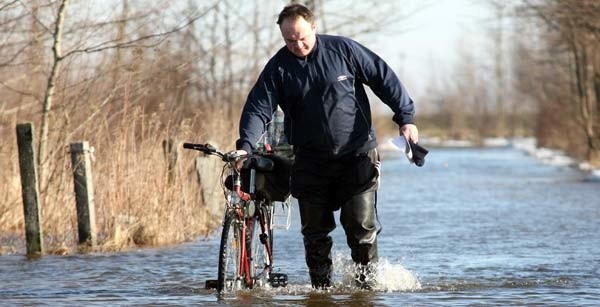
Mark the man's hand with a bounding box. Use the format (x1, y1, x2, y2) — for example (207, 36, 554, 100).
(400, 124, 419, 144)
(228, 149, 248, 171)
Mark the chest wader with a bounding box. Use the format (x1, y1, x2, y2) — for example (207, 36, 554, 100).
(293, 149, 380, 289)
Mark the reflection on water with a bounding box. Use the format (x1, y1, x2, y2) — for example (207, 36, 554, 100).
(1, 147, 599, 306)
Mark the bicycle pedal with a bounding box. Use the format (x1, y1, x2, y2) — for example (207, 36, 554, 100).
(205, 279, 218, 289)
(268, 273, 288, 287)
(259, 233, 269, 244)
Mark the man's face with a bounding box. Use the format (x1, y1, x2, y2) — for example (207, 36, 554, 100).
(280, 17, 317, 58)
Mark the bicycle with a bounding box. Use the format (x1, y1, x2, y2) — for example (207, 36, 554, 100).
(183, 142, 292, 292)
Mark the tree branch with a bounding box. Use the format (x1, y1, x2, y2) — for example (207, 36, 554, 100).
(61, 2, 219, 59)
(17, 0, 54, 34)
(0, 0, 19, 11)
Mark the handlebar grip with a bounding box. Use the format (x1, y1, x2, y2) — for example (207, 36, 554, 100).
(182, 142, 217, 155)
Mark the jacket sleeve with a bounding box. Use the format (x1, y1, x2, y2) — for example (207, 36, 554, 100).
(348, 39, 415, 126)
(235, 58, 280, 152)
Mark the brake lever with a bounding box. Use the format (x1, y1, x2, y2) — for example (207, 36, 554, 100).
(224, 150, 248, 162)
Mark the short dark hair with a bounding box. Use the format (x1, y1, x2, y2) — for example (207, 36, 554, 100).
(276, 4, 315, 25)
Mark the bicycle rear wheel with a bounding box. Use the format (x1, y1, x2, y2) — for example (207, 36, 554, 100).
(249, 202, 273, 286)
(217, 211, 242, 292)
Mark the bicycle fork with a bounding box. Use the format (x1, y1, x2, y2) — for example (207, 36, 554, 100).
(233, 169, 257, 287)
(238, 212, 253, 287)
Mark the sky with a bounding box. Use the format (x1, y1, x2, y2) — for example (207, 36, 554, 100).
(369, 0, 494, 100)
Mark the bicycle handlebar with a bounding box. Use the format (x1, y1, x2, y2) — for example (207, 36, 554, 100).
(182, 142, 216, 153)
(182, 142, 292, 163)
(182, 142, 239, 162)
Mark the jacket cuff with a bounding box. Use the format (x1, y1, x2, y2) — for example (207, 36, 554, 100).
(235, 139, 253, 153)
(393, 113, 415, 126)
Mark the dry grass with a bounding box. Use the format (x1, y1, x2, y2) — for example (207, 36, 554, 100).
(0, 102, 237, 255)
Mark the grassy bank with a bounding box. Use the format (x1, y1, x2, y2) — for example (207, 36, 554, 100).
(1, 106, 238, 255)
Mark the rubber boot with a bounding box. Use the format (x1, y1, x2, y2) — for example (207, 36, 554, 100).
(309, 266, 332, 289)
(298, 199, 336, 289)
(354, 263, 376, 290)
(340, 190, 378, 289)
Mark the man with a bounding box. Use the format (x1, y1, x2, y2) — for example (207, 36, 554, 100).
(234, 4, 418, 289)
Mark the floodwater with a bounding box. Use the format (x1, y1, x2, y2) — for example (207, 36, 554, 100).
(1, 146, 599, 306)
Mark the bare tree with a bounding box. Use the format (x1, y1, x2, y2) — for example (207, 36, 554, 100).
(518, 0, 600, 166)
(38, 0, 68, 186)
(490, 1, 507, 137)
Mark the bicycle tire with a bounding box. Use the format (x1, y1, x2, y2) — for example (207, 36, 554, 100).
(249, 202, 273, 287)
(217, 211, 242, 292)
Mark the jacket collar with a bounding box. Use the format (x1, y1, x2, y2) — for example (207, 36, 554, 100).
(285, 34, 320, 61)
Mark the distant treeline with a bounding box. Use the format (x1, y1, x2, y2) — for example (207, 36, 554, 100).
(409, 1, 600, 165)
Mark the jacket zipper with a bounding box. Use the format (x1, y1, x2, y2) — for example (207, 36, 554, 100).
(307, 59, 336, 154)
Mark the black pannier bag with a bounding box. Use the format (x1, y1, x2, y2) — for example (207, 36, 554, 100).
(240, 149, 293, 202)
(224, 148, 294, 202)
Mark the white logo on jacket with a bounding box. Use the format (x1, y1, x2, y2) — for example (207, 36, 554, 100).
(336, 75, 348, 81)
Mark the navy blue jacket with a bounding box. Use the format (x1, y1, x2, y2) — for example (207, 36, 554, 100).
(236, 34, 415, 158)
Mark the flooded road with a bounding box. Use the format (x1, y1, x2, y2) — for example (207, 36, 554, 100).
(1, 146, 599, 305)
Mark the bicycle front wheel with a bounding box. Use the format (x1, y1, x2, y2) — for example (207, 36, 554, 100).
(217, 211, 242, 292)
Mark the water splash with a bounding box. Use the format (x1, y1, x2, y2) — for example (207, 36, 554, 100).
(332, 252, 421, 292)
(376, 258, 422, 292)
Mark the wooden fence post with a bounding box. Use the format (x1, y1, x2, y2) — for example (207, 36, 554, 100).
(162, 138, 178, 184)
(195, 155, 221, 218)
(69, 141, 97, 248)
(16, 123, 44, 255)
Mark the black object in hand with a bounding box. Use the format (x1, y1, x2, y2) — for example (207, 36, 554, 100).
(409, 142, 429, 167)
